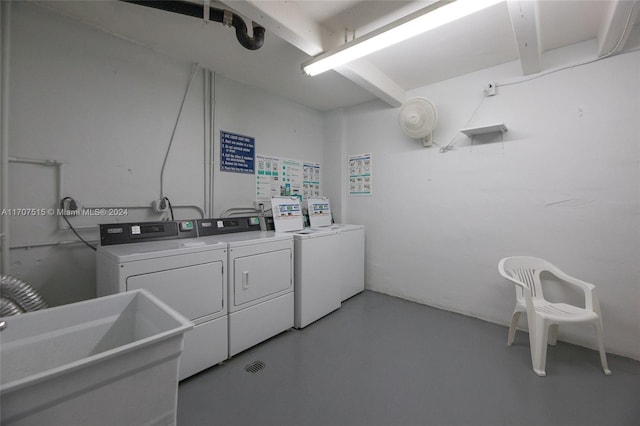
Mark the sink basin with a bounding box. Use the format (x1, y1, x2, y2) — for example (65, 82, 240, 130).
(0, 289, 192, 426)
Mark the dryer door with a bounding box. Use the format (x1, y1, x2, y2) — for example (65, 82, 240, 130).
(232, 249, 292, 308)
(127, 261, 223, 321)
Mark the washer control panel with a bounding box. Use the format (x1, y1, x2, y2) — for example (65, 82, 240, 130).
(197, 216, 261, 236)
(100, 220, 197, 246)
(100, 216, 264, 246)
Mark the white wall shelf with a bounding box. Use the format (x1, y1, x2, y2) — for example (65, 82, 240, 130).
(460, 123, 507, 137)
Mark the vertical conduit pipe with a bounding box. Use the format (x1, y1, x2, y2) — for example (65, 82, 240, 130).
(339, 109, 348, 223)
(1, 1, 12, 275)
(209, 71, 216, 217)
(203, 68, 209, 218)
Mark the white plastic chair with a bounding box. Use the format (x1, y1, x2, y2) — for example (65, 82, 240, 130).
(498, 256, 611, 376)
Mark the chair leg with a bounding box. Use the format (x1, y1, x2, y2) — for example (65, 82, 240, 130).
(548, 324, 559, 346)
(530, 316, 549, 377)
(507, 311, 522, 346)
(593, 320, 612, 375)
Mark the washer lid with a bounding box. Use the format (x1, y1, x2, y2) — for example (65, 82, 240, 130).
(97, 237, 226, 262)
(214, 230, 293, 247)
(292, 228, 339, 239)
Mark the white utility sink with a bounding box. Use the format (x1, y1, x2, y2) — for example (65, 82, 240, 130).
(0, 289, 192, 426)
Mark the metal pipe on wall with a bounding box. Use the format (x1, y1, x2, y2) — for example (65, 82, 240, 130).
(8, 157, 206, 236)
(6, 159, 208, 234)
(11, 239, 100, 250)
(220, 207, 260, 218)
(1, 1, 12, 275)
(209, 70, 216, 217)
(9, 157, 66, 231)
(203, 68, 210, 218)
(81, 203, 206, 219)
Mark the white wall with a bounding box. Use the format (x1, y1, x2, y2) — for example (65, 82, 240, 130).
(6, 2, 324, 306)
(338, 42, 640, 361)
(213, 75, 325, 215)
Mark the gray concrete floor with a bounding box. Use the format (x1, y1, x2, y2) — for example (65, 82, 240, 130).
(178, 290, 640, 426)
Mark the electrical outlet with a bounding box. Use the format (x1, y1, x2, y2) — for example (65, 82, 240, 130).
(62, 197, 79, 211)
(152, 199, 168, 213)
(485, 82, 497, 96)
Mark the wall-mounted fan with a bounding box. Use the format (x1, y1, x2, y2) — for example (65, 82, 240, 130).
(398, 97, 438, 147)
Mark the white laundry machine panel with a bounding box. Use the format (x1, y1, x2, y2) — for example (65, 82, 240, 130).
(214, 231, 294, 357)
(313, 224, 365, 301)
(306, 197, 332, 227)
(293, 229, 341, 329)
(124, 258, 223, 321)
(228, 293, 293, 357)
(96, 239, 227, 380)
(335, 225, 365, 301)
(233, 248, 292, 307)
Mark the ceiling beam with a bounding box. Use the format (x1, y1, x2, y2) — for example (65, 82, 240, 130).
(221, 0, 405, 107)
(597, 0, 639, 57)
(336, 60, 404, 108)
(507, 0, 541, 76)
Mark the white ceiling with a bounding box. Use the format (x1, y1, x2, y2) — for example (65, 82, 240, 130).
(35, 0, 640, 111)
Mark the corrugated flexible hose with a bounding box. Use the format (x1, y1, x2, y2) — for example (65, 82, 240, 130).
(1, 275, 48, 315)
(1, 297, 23, 316)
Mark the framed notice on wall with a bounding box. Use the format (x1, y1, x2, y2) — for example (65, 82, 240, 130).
(220, 131, 255, 174)
(348, 152, 372, 196)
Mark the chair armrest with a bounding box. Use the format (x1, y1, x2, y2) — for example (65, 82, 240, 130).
(498, 259, 530, 292)
(498, 268, 536, 305)
(552, 270, 598, 311)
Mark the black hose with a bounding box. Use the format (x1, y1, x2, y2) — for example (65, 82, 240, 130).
(62, 215, 98, 252)
(59, 197, 97, 251)
(121, 0, 265, 50)
(163, 196, 175, 220)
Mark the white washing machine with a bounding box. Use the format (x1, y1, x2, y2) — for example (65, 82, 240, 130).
(97, 235, 227, 381)
(272, 196, 342, 328)
(209, 228, 294, 357)
(306, 197, 365, 302)
(292, 228, 342, 329)
(315, 224, 365, 301)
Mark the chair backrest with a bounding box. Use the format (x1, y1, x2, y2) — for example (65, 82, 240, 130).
(498, 256, 555, 303)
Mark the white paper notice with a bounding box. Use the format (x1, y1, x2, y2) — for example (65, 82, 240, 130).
(348, 153, 372, 196)
(256, 154, 322, 201)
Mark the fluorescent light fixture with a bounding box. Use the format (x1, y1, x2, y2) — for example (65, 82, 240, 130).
(302, 0, 503, 76)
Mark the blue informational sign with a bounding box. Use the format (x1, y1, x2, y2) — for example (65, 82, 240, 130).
(220, 131, 255, 174)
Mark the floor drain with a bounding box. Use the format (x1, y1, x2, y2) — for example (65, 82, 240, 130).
(245, 360, 265, 373)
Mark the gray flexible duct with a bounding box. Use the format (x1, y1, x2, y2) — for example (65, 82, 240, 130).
(1, 297, 23, 316)
(0, 275, 48, 314)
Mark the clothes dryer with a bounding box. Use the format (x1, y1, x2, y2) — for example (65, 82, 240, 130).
(206, 227, 294, 357)
(97, 237, 227, 380)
